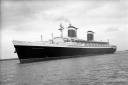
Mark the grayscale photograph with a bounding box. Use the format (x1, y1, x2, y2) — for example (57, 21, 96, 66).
(0, 0, 128, 85)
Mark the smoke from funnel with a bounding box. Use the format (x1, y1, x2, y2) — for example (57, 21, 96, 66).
(55, 16, 71, 27)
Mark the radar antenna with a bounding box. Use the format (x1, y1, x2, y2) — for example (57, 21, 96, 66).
(58, 24, 64, 38)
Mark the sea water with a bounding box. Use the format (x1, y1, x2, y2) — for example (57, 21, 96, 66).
(0, 51, 128, 85)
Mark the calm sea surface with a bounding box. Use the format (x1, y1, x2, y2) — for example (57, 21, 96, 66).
(1, 52, 128, 85)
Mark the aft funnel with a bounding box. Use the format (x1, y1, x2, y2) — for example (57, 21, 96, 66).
(87, 31, 94, 41)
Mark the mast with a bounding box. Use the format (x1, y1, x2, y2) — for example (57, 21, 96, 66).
(41, 34, 43, 41)
(58, 24, 64, 38)
(107, 39, 109, 44)
(51, 33, 54, 44)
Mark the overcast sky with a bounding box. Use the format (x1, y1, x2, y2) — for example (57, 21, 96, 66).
(1, 0, 128, 59)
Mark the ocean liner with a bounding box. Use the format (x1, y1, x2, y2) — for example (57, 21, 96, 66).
(13, 24, 117, 63)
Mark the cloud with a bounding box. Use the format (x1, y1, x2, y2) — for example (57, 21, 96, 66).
(1, 0, 128, 31)
(105, 27, 119, 32)
(42, 1, 87, 23)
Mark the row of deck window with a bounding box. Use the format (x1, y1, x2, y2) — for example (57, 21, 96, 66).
(64, 42, 109, 47)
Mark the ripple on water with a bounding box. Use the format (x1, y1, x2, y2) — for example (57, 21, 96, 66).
(1, 52, 128, 85)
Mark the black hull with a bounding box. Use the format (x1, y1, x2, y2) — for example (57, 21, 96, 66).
(14, 45, 116, 63)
